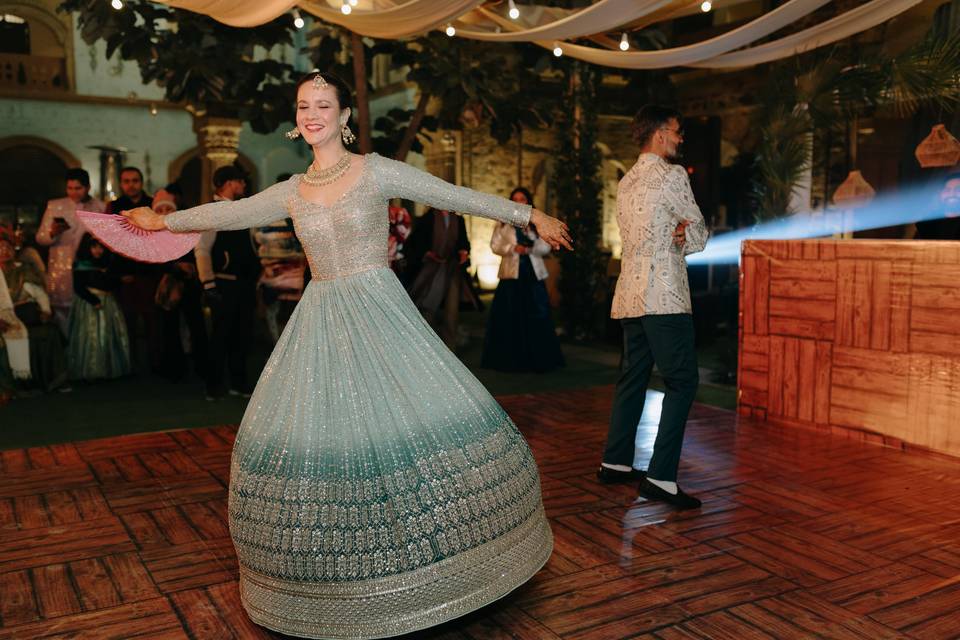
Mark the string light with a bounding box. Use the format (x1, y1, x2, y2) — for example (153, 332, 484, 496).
(619, 33, 629, 51)
(445, 23, 456, 37)
(341, 1, 352, 15)
(508, 0, 520, 20)
(110, 0, 123, 9)
(553, 45, 563, 57)
(292, 9, 305, 29)
(701, 1, 712, 11)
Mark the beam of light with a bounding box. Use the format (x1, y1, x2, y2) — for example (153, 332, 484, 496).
(687, 181, 955, 265)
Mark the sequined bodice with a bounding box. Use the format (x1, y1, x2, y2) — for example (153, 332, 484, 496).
(287, 165, 388, 281)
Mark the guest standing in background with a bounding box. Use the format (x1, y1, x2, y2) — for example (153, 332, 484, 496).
(195, 165, 260, 399)
(405, 208, 481, 350)
(482, 187, 565, 373)
(68, 234, 130, 381)
(36, 168, 106, 335)
(105, 166, 160, 374)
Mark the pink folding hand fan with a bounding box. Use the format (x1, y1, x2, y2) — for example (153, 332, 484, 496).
(77, 211, 200, 263)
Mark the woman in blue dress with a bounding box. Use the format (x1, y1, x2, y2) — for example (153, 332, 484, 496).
(121, 72, 572, 640)
(482, 187, 565, 373)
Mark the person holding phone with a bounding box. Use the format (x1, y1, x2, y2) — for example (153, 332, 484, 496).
(36, 168, 105, 334)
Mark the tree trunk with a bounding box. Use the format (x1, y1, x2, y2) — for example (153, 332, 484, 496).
(395, 91, 431, 162)
(350, 32, 372, 154)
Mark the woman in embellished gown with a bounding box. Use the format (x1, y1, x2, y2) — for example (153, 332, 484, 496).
(122, 72, 572, 639)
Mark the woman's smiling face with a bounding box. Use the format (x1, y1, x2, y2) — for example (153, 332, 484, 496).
(296, 83, 349, 147)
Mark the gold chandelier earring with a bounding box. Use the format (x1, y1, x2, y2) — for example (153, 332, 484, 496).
(341, 123, 356, 145)
(285, 127, 301, 140)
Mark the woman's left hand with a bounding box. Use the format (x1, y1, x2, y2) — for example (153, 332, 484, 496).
(529, 209, 573, 251)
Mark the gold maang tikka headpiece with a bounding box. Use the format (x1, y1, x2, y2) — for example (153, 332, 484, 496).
(312, 72, 328, 90)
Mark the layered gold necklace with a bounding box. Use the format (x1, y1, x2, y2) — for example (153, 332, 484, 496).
(302, 152, 352, 187)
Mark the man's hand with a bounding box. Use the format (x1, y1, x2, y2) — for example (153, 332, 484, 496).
(673, 220, 690, 247)
(425, 251, 446, 264)
(50, 220, 70, 238)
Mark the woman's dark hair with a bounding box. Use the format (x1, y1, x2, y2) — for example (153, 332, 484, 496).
(509, 186, 533, 206)
(631, 104, 682, 147)
(65, 168, 91, 188)
(295, 71, 354, 114)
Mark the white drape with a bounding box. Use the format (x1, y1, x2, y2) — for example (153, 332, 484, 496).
(0, 272, 30, 380)
(154, 0, 927, 72)
(453, 0, 675, 43)
(692, 0, 926, 69)
(298, 0, 485, 39)
(161, 0, 297, 27)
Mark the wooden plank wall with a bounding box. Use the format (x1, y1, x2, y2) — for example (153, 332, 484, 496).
(738, 239, 960, 458)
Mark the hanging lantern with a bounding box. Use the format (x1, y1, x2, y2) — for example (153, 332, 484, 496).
(915, 124, 960, 168)
(832, 170, 875, 207)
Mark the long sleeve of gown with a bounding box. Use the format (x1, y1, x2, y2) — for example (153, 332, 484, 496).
(165, 180, 293, 233)
(371, 154, 531, 227)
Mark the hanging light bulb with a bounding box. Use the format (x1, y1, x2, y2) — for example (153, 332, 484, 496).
(619, 33, 630, 51)
(700, 1, 712, 11)
(341, 1, 352, 15)
(292, 9, 305, 29)
(553, 45, 563, 57)
(110, 0, 123, 9)
(508, 0, 520, 20)
(445, 23, 456, 37)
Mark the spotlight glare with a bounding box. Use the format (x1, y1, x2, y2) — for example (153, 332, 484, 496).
(445, 24, 456, 37)
(508, 0, 520, 20)
(349, 0, 358, 5)
(619, 33, 629, 51)
(701, 0, 712, 11)
(553, 45, 563, 57)
(341, 2, 352, 14)
(111, 0, 123, 9)
(292, 9, 305, 29)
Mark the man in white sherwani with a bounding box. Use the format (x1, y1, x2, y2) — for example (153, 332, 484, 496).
(598, 105, 708, 509)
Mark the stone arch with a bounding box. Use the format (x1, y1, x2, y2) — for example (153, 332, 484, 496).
(167, 147, 258, 209)
(0, 135, 79, 226)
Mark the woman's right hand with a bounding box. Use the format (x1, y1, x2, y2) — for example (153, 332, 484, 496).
(122, 207, 166, 231)
(529, 209, 573, 251)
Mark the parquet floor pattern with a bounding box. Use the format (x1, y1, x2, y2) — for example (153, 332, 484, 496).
(2, 386, 959, 639)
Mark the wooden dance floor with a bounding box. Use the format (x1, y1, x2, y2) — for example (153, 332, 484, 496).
(2, 386, 960, 639)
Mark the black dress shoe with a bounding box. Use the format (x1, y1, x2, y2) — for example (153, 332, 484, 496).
(597, 466, 646, 484)
(638, 479, 702, 509)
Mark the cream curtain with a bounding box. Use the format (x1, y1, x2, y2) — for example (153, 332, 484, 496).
(298, 0, 485, 39)
(693, 0, 926, 68)
(155, 0, 927, 72)
(161, 0, 297, 27)
(483, 0, 834, 68)
(453, 0, 675, 43)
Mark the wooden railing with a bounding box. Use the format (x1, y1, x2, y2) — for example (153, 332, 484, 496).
(0, 53, 68, 92)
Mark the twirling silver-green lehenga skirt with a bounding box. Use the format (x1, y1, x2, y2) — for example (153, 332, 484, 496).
(229, 268, 553, 639)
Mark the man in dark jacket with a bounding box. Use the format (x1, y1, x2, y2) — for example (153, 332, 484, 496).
(195, 165, 260, 399)
(105, 166, 160, 374)
(405, 208, 481, 350)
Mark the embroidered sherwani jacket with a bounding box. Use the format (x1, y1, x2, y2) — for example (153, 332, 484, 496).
(611, 153, 708, 319)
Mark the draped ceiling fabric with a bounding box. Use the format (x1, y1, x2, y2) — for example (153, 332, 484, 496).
(155, 0, 931, 71)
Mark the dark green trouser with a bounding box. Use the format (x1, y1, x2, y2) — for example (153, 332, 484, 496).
(603, 314, 698, 482)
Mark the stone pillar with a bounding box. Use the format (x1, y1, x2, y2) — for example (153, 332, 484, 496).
(193, 116, 242, 203)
